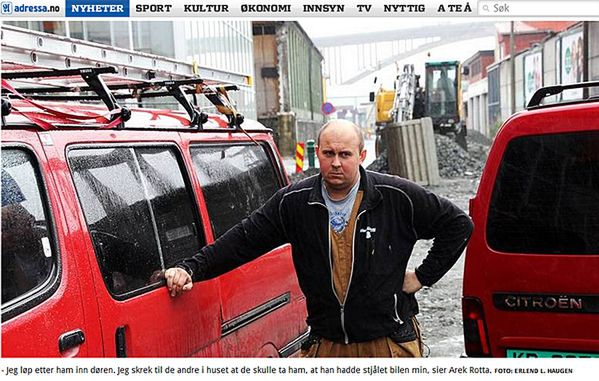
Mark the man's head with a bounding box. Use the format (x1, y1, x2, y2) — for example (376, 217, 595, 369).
(316, 120, 366, 199)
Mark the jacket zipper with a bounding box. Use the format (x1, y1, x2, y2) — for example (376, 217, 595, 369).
(310, 201, 347, 341)
(311, 201, 367, 344)
(339, 209, 368, 344)
(393, 293, 404, 325)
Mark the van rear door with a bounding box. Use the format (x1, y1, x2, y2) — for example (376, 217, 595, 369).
(464, 104, 599, 357)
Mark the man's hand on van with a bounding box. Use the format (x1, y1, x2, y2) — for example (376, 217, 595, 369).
(164, 267, 193, 297)
(402, 271, 423, 294)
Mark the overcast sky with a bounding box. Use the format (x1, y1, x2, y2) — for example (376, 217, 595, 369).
(299, 18, 477, 39)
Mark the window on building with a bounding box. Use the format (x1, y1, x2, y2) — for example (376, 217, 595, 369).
(132, 21, 174, 57)
(68, 21, 85, 40)
(113, 21, 131, 49)
(86, 21, 111, 45)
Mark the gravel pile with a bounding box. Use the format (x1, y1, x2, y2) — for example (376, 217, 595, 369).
(435, 134, 487, 178)
(467, 129, 493, 147)
(366, 150, 389, 174)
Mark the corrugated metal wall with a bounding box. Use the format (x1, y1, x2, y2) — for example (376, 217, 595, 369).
(287, 22, 325, 125)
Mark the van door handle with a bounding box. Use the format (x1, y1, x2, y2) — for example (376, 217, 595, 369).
(116, 326, 127, 357)
(58, 329, 85, 352)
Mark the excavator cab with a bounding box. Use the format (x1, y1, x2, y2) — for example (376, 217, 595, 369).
(424, 61, 467, 149)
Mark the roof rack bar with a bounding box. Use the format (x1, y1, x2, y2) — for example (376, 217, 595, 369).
(2, 122, 271, 134)
(3, 67, 116, 107)
(2, 66, 131, 126)
(5, 90, 193, 101)
(13, 79, 239, 95)
(2, 67, 117, 80)
(166, 83, 207, 129)
(80, 69, 119, 112)
(5, 94, 132, 101)
(527, 81, 599, 108)
(12, 82, 202, 95)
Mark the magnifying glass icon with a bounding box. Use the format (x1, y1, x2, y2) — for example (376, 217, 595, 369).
(483, 4, 489, 11)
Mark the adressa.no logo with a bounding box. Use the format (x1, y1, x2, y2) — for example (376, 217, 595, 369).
(1, 2, 60, 13)
(1, 2, 13, 14)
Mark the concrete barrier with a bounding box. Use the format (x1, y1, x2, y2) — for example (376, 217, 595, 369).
(384, 117, 440, 186)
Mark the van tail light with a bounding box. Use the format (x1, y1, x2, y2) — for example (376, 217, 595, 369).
(462, 297, 491, 357)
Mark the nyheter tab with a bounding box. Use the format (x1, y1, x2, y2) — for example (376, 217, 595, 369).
(66, 0, 130, 17)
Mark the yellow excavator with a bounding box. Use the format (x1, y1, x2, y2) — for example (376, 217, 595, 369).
(370, 61, 467, 155)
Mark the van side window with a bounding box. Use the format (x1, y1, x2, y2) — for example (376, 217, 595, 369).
(190, 144, 282, 238)
(68, 147, 204, 296)
(487, 131, 599, 254)
(2, 149, 54, 305)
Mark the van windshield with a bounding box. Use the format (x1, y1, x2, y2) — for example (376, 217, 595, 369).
(487, 131, 599, 254)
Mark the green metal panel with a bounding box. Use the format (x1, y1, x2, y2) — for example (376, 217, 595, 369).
(287, 23, 324, 121)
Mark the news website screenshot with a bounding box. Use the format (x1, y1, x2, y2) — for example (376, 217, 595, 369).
(1, 0, 598, 379)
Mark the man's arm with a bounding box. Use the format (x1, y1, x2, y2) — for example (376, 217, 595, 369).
(165, 187, 289, 296)
(403, 182, 474, 288)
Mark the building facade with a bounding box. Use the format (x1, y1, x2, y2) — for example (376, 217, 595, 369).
(487, 22, 599, 134)
(253, 21, 325, 156)
(463, 50, 495, 137)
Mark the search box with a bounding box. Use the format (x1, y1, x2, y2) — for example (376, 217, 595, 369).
(478, 1, 599, 16)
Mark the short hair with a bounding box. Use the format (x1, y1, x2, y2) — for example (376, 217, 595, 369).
(317, 120, 364, 152)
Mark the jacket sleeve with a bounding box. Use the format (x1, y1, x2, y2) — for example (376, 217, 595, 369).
(176, 186, 290, 281)
(402, 181, 474, 287)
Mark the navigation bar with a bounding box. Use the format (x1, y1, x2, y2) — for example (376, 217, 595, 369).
(1, 0, 598, 18)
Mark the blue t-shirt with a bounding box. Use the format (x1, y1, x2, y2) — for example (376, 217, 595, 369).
(321, 176, 360, 233)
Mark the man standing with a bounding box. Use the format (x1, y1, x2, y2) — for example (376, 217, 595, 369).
(165, 119, 473, 357)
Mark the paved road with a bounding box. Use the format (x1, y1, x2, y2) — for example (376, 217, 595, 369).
(410, 177, 479, 357)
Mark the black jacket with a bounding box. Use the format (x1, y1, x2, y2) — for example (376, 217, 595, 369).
(178, 167, 473, 343)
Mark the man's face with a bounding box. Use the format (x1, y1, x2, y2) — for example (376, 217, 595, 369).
(316, 123, 366, 198)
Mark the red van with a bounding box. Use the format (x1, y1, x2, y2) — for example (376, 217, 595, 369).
(462, 82, 599, 358)
(1, 67, 307, 357)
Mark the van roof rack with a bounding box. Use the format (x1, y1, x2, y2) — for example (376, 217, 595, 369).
(527, 81, 599, 109)
(1, 25, 249, 130)
(4, 67, 124, 118)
